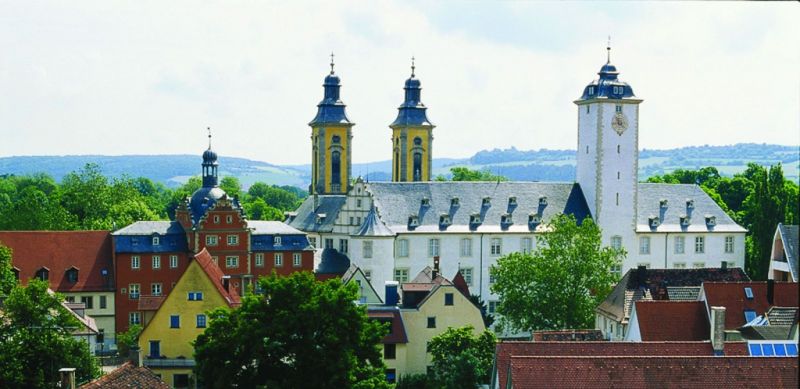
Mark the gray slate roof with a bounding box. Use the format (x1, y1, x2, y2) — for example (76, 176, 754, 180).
(778, 224, 798, 281)
(249, 220, 305, 235)
(637, 183, 745, 233)
(286, 195, 347, 233)
(354, 207, 394, 237)
(112, 221, 184, 236)
(366, 181, 590, 233)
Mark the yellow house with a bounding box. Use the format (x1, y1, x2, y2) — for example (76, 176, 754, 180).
(138, 248, 240, 388)
(370, 267, 486, 382)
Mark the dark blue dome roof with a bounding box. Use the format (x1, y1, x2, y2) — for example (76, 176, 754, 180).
(309, 71, 353, 126)
(324, 73, 341, 86)
(391, 75, 434, 128)
(315, 248, 351, 275)
(189, 186, 227, 224)
(578, 61, 636, 100)
(404, 77, 421, 89)
(202, 148, 218, 163)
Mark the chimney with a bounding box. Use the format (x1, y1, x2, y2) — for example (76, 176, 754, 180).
(222, 275, 231, 292)
(129, 344, 142, 367)
(59, 368, 76, 389)
(385, 281, 399, 306)
(433, 256, 440, 279)
(636, 265, 648, 288)
(767, 279, 775, 305)
(710, 306, 726, 356)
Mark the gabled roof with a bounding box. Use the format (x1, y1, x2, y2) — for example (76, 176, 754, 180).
(636, 183, 746, 233)
(777, 224, 798, 280)
(702, 282, 799, 330)
(367, 308, 408, 344)
(0, 231, 114, 292)
(342, 264, 382, 304)
(451, 270, 471, 299)
(286, 195, 347, 233)
(596, 267, 750, 323)
(193, 248, 240, 307)
(633, 301, 709, 341)
(492, 341, 748, 389)
(80, 362, 170, 389)
(507, 356, 797, 389)
(137, 296, 166, 311)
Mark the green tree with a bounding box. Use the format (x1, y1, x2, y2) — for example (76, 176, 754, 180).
(219, 176, 242, 199)
(450, 167, 508, 182)
(0, 279, 100, 388)
(194, 272, 389, 388)
(427, 325, 497, 389)
(743, 164, 791, 280)
(0, 241, 16, 295)
(490, 214, 623, 332)
(246, 182, 300, 211)
(115, 324, 143, 358)
(243, 198, 284, 221)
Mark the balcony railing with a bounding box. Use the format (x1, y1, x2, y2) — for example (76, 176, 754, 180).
(143, 358, 196, 368)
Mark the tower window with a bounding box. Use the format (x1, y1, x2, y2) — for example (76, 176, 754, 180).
(331, 151, 341, 185)
(588, 86, 595, 95)
(413, 137, 422, 146)
(332, 135, 341, 144)
(616, 193, 619, 206)
(616, 104, 622, 112)
(617, 171, 620, 179)
(617, 145, 621, 154)
(586, 105, 590, 113)
(413, 152, 422, 182)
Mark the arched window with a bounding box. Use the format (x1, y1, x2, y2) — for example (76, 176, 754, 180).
(332, 135, 341, 144)
(331, 151, 341, 185)
(413, 137, 422, 146)
(394, 153, 400, 181)
(413, 152, 422, 182)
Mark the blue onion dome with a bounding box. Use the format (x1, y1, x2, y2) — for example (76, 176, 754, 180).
(202, 147, 218, 164)
(309, 54, 353, 126)
(391, 58, 434, 127)
(579, 47, 635, 100)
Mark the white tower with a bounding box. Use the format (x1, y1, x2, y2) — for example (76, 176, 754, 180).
(574, 45, 642, 250)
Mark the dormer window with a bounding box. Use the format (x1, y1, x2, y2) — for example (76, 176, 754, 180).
(152, 236, 160, 246)
(501, 213, 513, 225)
(439, 214, 451, 227)
(613, 87, 623, 96)
(421, 198, 431, 207)
(274, 236, 282, 246)
(686, 199, 695, 209)
(529, 213, 542, 225)
(588, 86, 595, 95)
(451, 197, 460, 207)
(648, 216, 660, 228)
(36, 267, 49, 281)
(408, 215, 419, 229)
(66, 268, 78, 283)
(539, 196, 548, 207)
(659, 199, 668, 208)
(131, 238, 139, 246)
(508, 197, 517, 207)
(680, 215, 690, 227)
(469, 213, 481, 228)
(482, 197, 491, 207)
(316, 213, 326, 224)
(705, 215, 716, 227)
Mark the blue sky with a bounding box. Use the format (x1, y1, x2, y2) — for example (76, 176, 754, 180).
(0, 1, 797, 164)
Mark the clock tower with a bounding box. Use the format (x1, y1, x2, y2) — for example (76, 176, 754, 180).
(574, 45, 642, 248)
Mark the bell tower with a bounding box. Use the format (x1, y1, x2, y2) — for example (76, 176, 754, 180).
(574, 43, 642, 247)
(391, 57, 435, 182)
(309, 53, 354, 195)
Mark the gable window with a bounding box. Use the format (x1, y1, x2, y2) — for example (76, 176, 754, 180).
(131, 256, 140, 270)
(293, 253, 302, 267)
(639, 237, 651, 255)
(255, 253, 264, 267)
(188, 291, 203, 301)
(225, 256, 239, 268)
(460, 267, 474, 286)
(66, 268, 78, 283)
(152, 255, 161, 269)
(196, 314, 207, 328)
(695, 236, 705, 253)
(394, 268, 409, 283)
(490, 238, 502, 256)
(129, 284, 140, 299)
(611, 236, 622, 250)
(170, 255, 179, 268)
(725, 236, 734, 253)
(445, 293, 454, 306)
(427, 317, 436, 328)
(615, 104, 622, 112)
(428, 238, 440, 257)
(521, 237, 533, 254)
(227, 235, 239, 246)
(674, 236, 685, 254)
(129, 312, 141, 325)
(398, 239, 409, 257)
(339, 239, 349, 254)
(356, 199, 362, 208)
(152, 236, 160, 246)
(170, 315, 180, 328)
(274, 236, 282, 246)
(151, 283, 162, 296)
(363, 241, 373, 258)
(460, 238, 473, 257)
(274, 253, 283, 267)
(206, 235, 218, 246)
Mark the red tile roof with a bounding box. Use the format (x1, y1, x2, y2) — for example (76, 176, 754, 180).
(493, 341, 739, 389)
(451, 270, 471, 298)
(702, 282, 799, 330)
(79, 362, 170, 388)
(634, 301, 709, 341)
(194, 248, 241, 307)
(367, 309, 408, 344)
(0, 231, 113, 292)
(507, 356, 798, 389)
(137, 296, 166, 311)
(531, 329, 603, 342)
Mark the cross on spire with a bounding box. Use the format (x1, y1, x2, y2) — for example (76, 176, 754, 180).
(207, 126, 212, 149)
(411, 56, 416, 77)
(330, 52, 335, 75)
(606, 36, 612, 64)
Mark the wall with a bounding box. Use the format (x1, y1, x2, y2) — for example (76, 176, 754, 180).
(627, 232, 746, 271)
(65, 291, 116, 348)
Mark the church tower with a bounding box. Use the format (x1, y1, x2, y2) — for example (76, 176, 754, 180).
(574, 45, 642, 247)
(309, 54, 354, 195)
(391, 58, 435, 182)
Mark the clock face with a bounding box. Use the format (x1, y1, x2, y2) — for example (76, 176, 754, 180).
(611, 112, 629, 135)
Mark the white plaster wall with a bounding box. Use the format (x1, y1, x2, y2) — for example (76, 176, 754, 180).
(625, 232, 746, 272)
(350, 236, 395, 301)
(576, 103, 598, 217)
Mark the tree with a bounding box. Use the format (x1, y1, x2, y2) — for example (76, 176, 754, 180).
(743, 164, 791, 280)
(490, 214, 623, 332)
(427, 325, 497, 389)
(0, 279, 100, 388)
(219, 176, 242, 199)
(193, 272, 389, 388)
(449, 167, 508, 182)
(0, 241, 16, 295)
(243, 198, 284, 221)
(115, 324, 142, 358)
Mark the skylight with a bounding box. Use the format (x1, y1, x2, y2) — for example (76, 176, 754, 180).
(744, 287, 754, 299)
(744, 310, 757, 323)
(748, 342, 798, 357)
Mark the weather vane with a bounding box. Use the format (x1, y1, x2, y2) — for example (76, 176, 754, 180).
(607, 35, 612, 63)
(207, 126, 212, 149)
(330, 52, 335, 75)
(411, 56, 416, 77)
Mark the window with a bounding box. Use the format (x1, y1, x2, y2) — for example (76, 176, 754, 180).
(637, 263, 651, 269)
(170, 315, 180, 328)
(744, 287, 754, 299)
(274, 236, 282, 246)
(616, 193, 619, 206)
(66, 268, 78, 283)
(427, 317, 436, 328)
(460, 267, 474, 286)
(324, 238, 334, 249)
(227, 235, 239, 246)
(386, 369, 396, 384)
(188, 291, 203, 301)
(692, 262, 705, 268)
(225, 256, 239, 268)
(151, 283, 162, 296)
(349, 216, 354, 225)
(255, 253, 264, 267)
(309, 237, 317, 248)
(490, 238, 502, 256)
(489, 273, 496, 284)
(213, 215, 220, 223)
(394, 268, 409, 283)
(428, 238, 440, 257)
(152, 236, 160, 246)
(363, 241, 373, 258)
(611, 263, 622, 277)
(364, 270, 372, 281)
(675, 236, 685, 254)
(274, 253, 283, 267)
(226, 215, 233, 223)
(639, 237, 650, 255)
(398, 239, 409, 257)
(196, 314, 207, 328)
(445, 293, 454, 306)
(611, 236, 622, 250)
(617, 145, 620, 154)
(460, 238, 473, 257)
(588, 86, 595, 95)
(695, 236, 705, 253)
(521, 237, 533, 254)
(725, 236, 734, 253)
(99, 295, 107, 309)
(206, 235, 218, 246)
(81, 296, 94, 309)
(129, 284, 140, 299)
(293, 253, 302, 267)
(384, 343, 396, 359)
(173, 374, 189, 388)
(339, 239, 349, 254)
(169, 255, 179, 268)
(129, 312, 141, 325)
(488, 301, 498, 314)
(131, 256, 140, 269)
(152, 255, 161, 269)
(673, 262, 687, 269)
(744, 310, 757, 323)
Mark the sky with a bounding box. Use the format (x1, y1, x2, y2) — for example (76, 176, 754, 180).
(0, 1, 798, 165)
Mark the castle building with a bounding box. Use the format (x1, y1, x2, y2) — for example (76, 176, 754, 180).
(288, 49, 746, 307)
